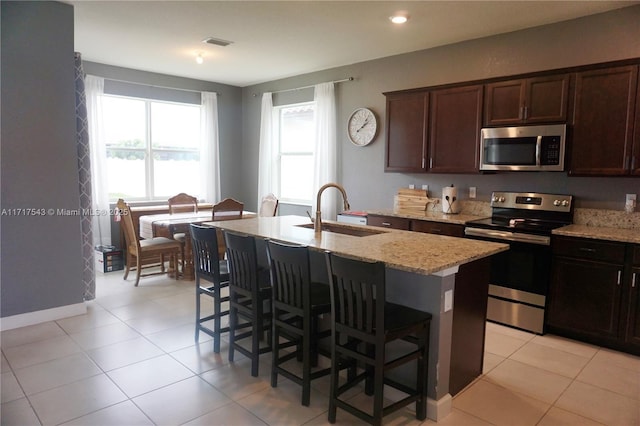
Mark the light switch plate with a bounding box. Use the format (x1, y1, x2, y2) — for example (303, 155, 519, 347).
(409, 184, 415, 189)
(626, 194, 637, 202)
(469, 187, 477, 198)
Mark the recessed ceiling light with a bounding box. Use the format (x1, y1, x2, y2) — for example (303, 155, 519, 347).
(390, 14, 409, 24)
(195, 53, 204, 64)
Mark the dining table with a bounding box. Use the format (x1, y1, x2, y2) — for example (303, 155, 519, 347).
(139, 210, 256, 280)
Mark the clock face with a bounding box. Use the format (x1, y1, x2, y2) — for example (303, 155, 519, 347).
(348, 108, 377, 146)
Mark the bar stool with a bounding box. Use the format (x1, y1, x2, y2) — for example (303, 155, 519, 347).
(190, 224, 229, 353)
(266, 240, 332, 406)
(325, 252, 432, 426)
(224, 230, 272, 377)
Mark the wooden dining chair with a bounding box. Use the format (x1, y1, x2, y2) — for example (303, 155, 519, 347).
(190, 224, 230, 352)
(259, 193, 279, 217)
(266, 240, 332, 406)
(325, 252, 432, 426)
(212, 197, 244, 220)
(116, 199, 182, 286)
(168, 193, 199, 271)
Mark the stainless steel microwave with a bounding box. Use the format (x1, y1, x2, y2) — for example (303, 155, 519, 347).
(479, 124, 566, 171)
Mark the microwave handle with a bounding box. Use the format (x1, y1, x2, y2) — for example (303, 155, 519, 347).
(536, 136, 542, 166)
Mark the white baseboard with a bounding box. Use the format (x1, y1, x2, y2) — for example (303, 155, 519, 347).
(427, 393, 452, 422)
(0, 303, 87, 331)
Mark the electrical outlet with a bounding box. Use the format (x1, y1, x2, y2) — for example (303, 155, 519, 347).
(469, 187, 477, 199)
(421, 184, 429, 191)
(626, 194, 637, 202)
(444, 289, 453, 312)
(409, 184, 415, 190)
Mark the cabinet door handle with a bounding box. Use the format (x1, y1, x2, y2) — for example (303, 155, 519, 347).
(617, 270, 622, 285)
(523, 106, 529, 120)
(422, 158, 426, 169)
(579, 247, 597, 253)
(519, 106, 524, 120)
(381, 222, 391, 227)
(633, 273, 637, 288)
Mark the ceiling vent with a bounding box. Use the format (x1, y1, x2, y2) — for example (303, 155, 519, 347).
(202, 37, 233, 47)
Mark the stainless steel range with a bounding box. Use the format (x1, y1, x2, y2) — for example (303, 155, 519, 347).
(464, 192, 573, 334)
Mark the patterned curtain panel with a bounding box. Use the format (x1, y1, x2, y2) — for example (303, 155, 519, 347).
(74, 52, 96, 300)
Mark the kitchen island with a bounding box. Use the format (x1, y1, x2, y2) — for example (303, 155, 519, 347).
(205, 215, 508, 421)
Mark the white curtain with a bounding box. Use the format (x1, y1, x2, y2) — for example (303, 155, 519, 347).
(200, 92, 221, 203)
(257, 92, 275, 209)
(85, 75, 111, 246)
(312, 82, 337, 220)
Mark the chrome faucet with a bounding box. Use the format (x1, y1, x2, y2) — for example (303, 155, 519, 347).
(315, 183, 350, 233)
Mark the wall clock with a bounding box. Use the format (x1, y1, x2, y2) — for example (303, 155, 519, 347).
(347, 107, 377, 147)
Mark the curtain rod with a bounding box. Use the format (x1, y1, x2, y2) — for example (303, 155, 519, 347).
(252, 77, 354, 97)
(99, 76, 218, 95)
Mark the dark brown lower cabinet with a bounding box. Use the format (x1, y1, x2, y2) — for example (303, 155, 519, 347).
(547, 236, 640, 355)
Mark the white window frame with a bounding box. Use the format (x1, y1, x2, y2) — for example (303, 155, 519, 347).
(102, 94, 201, 202)
(273, 101, 316, 205)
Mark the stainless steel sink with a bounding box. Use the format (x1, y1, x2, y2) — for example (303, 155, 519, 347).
(295, 222, 386, 237)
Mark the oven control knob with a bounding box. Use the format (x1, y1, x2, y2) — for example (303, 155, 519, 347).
(553, 199, 561, 206)
(561, 200, 569, 207)
(492, 196, 499, 202)
(499, 196, 505, 203)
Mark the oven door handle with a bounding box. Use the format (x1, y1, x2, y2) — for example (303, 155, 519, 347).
(464, 227, 550, 246)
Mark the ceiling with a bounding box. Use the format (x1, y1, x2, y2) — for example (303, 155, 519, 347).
(69, 1, 638, 87)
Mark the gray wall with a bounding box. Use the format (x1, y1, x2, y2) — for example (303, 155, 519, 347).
(1, 1, 85, 317)
(241, 6, 640, 213)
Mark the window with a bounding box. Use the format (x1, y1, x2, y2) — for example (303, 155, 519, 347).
(102, 95, 201, 201)
(275, 102, 315, 204)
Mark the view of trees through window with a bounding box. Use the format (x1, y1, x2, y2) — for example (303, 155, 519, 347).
(102, 95, 201, 201)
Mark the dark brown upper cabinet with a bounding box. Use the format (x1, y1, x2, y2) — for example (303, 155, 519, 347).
(484, 74, 570, 126)
(429, 85, 483, 174)
(385, 91, 428, 172)
(569, 65, 639, 176)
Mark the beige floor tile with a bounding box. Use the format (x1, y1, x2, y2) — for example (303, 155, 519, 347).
(484, 358, 572, 403)
(453, 379, 549, 425)
(423, 408, 493, 425)
(1, 372, 24, 403)
(236, 379, 330, 426)
(133, 376, 232, 425)
(28, 374, 127, 425)
(56, 305, 121, 333)
(59, 400, 154, 426)
(13, 352, 102, 395)
(336, 391, 424, 425)
(107, 354, 194, 397)
(537, 406, 605, 426)
(146, 322, 212, 353)
(182, 401, 268, 425)
(483, 328, 529, 358)
(482, 351, 504, 374)
(555, 380, 639, 425)
(1, 352, 10, 372)
(0, 397, 41, 426)
(124, 309, 194, 335)
(592, 347, 640, 373)
(2, 334, 82, 369)
(86, 336, 164, 371)
(170, 340, 230, 374)
(0, 321, 65, 348)
(577, 355, 640, 400)
(200, 356, 272, 400)
(531, 333, 599, 359)
(69, 321, 141, 350)
(485, 322, 536, 342)
(107, 300, 169, 321)
(510, 341, 590, 378)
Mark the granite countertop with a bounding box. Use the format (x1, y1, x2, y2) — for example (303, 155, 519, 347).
(553, 224, 640, 244)
(205, 215, 508, 276)
(367, 208, 489, 225)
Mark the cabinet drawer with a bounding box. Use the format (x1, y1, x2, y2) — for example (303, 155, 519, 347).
(552, 236, 626, 263)
(410, 220, 464, 237)
(367, 214, 409, 230)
